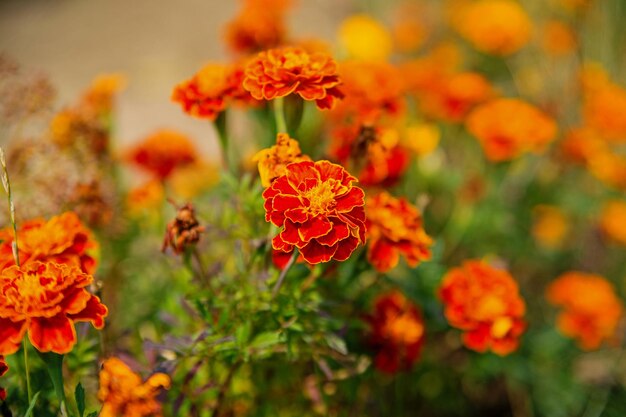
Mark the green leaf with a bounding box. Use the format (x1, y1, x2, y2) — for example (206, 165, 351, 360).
(325, 334, 348, 355)
(24, 391, 41, 417)
(75, 382, 85, 417)
(86, 412, 99, 417)
(250, 331, 282, 349)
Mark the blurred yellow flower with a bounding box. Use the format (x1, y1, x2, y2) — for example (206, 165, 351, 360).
(126, 180, 165, 216)
(532, 205, 570, 249)
(402, 122, 440, 156)
(600, 200, 626, 246)
(169, 162, 220, 199)
(338, 15, 393, 61)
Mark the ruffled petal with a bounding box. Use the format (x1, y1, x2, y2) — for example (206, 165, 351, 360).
(29, 315, 77, 354)
(0, 318, 27, 355)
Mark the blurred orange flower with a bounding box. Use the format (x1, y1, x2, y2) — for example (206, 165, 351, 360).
(0, 261, 107, 355)
(0, 211, 99, 275)
(600, 200, 626, 245)
(466, 98, 557, 161)
(126, 180, 165, 216)
(263, 160, 366, 264)
(532, 205, 570, 249)
(337, 15, 393, 62)
(172, 63, 257, 121)
(126, 129, 198, 180)
(81, 73, 126, 115)
(452, 0, 532, 56)
(365, 291, 425, 373)
(0, 356, 6, 401)
(243, 47, 344, 110)
(560, 127, 608, 165)
(98, 357, 171, 417)
(546, 272, 623, 350)
(587, 151, 626, 191)
(439, 260, 526, 355)
(225, 0, 291, 55)
(365, 192, 433, 272)
(542, 20, 576, 56)
(253, 133, 311, 187)
(582, 73, 626, 143)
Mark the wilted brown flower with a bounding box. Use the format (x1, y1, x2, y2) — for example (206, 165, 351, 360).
(162, 203, 205, 255)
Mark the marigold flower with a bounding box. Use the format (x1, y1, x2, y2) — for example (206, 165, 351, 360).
(172, 63, 257, 121)
(0, 261, 107, 355)
(225, 0, 291, 55)
(546, 272, 623, 350)
(365, 192, 432, 272)
(583, 76, 626, 143)
(81, 74, 126, 114)
(365, 291, 425, 373)
(263, 160, 366, 264)
(466, 98, 557, 161)
(0, 211, 99, 275)
(0, 356, 7, 401)
(253, 133, 311, 187)
(587, 151, 626, 191)
(162, 203, 205, 255)
(126, 129, 198, 180)
(439, 260, 526, 355)
(542, 21, 576, 56)
(532, 205, 570, 249)
(169, 162, 220, 199)
(391, 2, 429, 53)
(453, 0, 532, 56)
(243, 47, 344, 110)
(98, 357, 171, 417)
(401, 122, 440, 156)
(560, 127, 608, 165)
(337, 15, 393, 62)
(600, 200, 626, 246)
(126, 180, 165, 216)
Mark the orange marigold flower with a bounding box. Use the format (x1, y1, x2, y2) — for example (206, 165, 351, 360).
(263, 160, 366, 264)
(532, 205, 570, 249)
(81, 73, 126, 114)
(172, 63, 258, 121)
(0, 356, 7, 401)
(126, 180, 165, 216)
(560, 127, 608, 165)
(225, 0, 291, 55)
(365, 291, 425, 373)
(600, 200, 626, 246)
(337, 15, 393, 62)
(253, 133, 311, 187)
(98, 357, 171, 417)
(365, 192, 432, 272)
(243, 47, 344, 110)
(542, 20, 576, 56)
(583, 75, 626, 143)
(587, 151, 626, 191)
(546, 272, 623, 350)
(332, 60, 405, 124)
(466, 98, 557, 161)
(439, 260, 526, 355)
(0, 261, 107, 355)
(126, 129, 198, 180)
(452, 0, 532, 56)
(0, 211, 99, 275)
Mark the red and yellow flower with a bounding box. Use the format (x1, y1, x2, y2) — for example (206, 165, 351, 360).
(365, 291, 425, 373)
(466, 98, 557, 161)
(0, 211, 99, 275)
(365, 192, 432, 272)
(243, 47, 344, 110)
(263, 160, 366, 264)
(439, 260, 526, 355)
(546, 272, 623, 350)
(253, 133, 311, 187)
(0, 261, 108, 355)
(98, 357, 171, 417)
(126, 129, 198, 180)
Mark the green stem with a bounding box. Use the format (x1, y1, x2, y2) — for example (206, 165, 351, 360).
(273, 97, 287, 134)
(40, 352, 67, 416)
(214, 112, 231, 173)
(23, 340, 32, 403)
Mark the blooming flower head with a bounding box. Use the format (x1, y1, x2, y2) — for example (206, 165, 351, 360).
(330, 124, 410, 186)
(337, 15, 393, 62)
(532, 205, 570, 249)
(582, 70, 626, 143)
(466, 98, 558, 161)
(452, 0, 532, 56)
(98, 357, 171, 417)
(439, 260, 526, 355)
(253, 133, 311, 187)
(0, 261, 108, 355)
(243, 47, 344, 110)
(365, 291, 425, 373)
(542, 20, 576, 56)
(587, 151, 626, 191)
(0, 211, 99, 275)
(546, 272, 623, 350)
(0, 356, 7, 401)
(600, 200, 626, 246)
(126, 129, 198, 180)
(560, 127, 608, 165)
(263, 160, 366, 264)
(80, 73, 126, 115)
(172, 62, 257, 121)
(225, 0, 291, 55)
(401, 122, 440, 157)
(365, 192, 432, 272)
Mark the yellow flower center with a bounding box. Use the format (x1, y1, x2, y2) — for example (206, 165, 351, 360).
(383, 312, 424, 344)
(491, 316, 513, 338)
(303, 180, 341, 216)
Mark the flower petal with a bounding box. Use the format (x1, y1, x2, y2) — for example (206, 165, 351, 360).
(0, 318, 27, 355)
(29, 315, 77, 354)
(298, 216, 333, 242)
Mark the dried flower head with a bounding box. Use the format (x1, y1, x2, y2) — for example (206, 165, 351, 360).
(546, 272, 623, 350)
(365, 291, 425, 373)
(98, 357, 171, 417)
(162, 203, 205, 255)
(263, 160, 366, 264)
(0, 261, 108, 354)
(439, 260, 527, 355)
(243, 47, 344, 110)
(466, 98, 557, 161)
(253, 133, 311, 187)
(365, 192, 432, 272)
